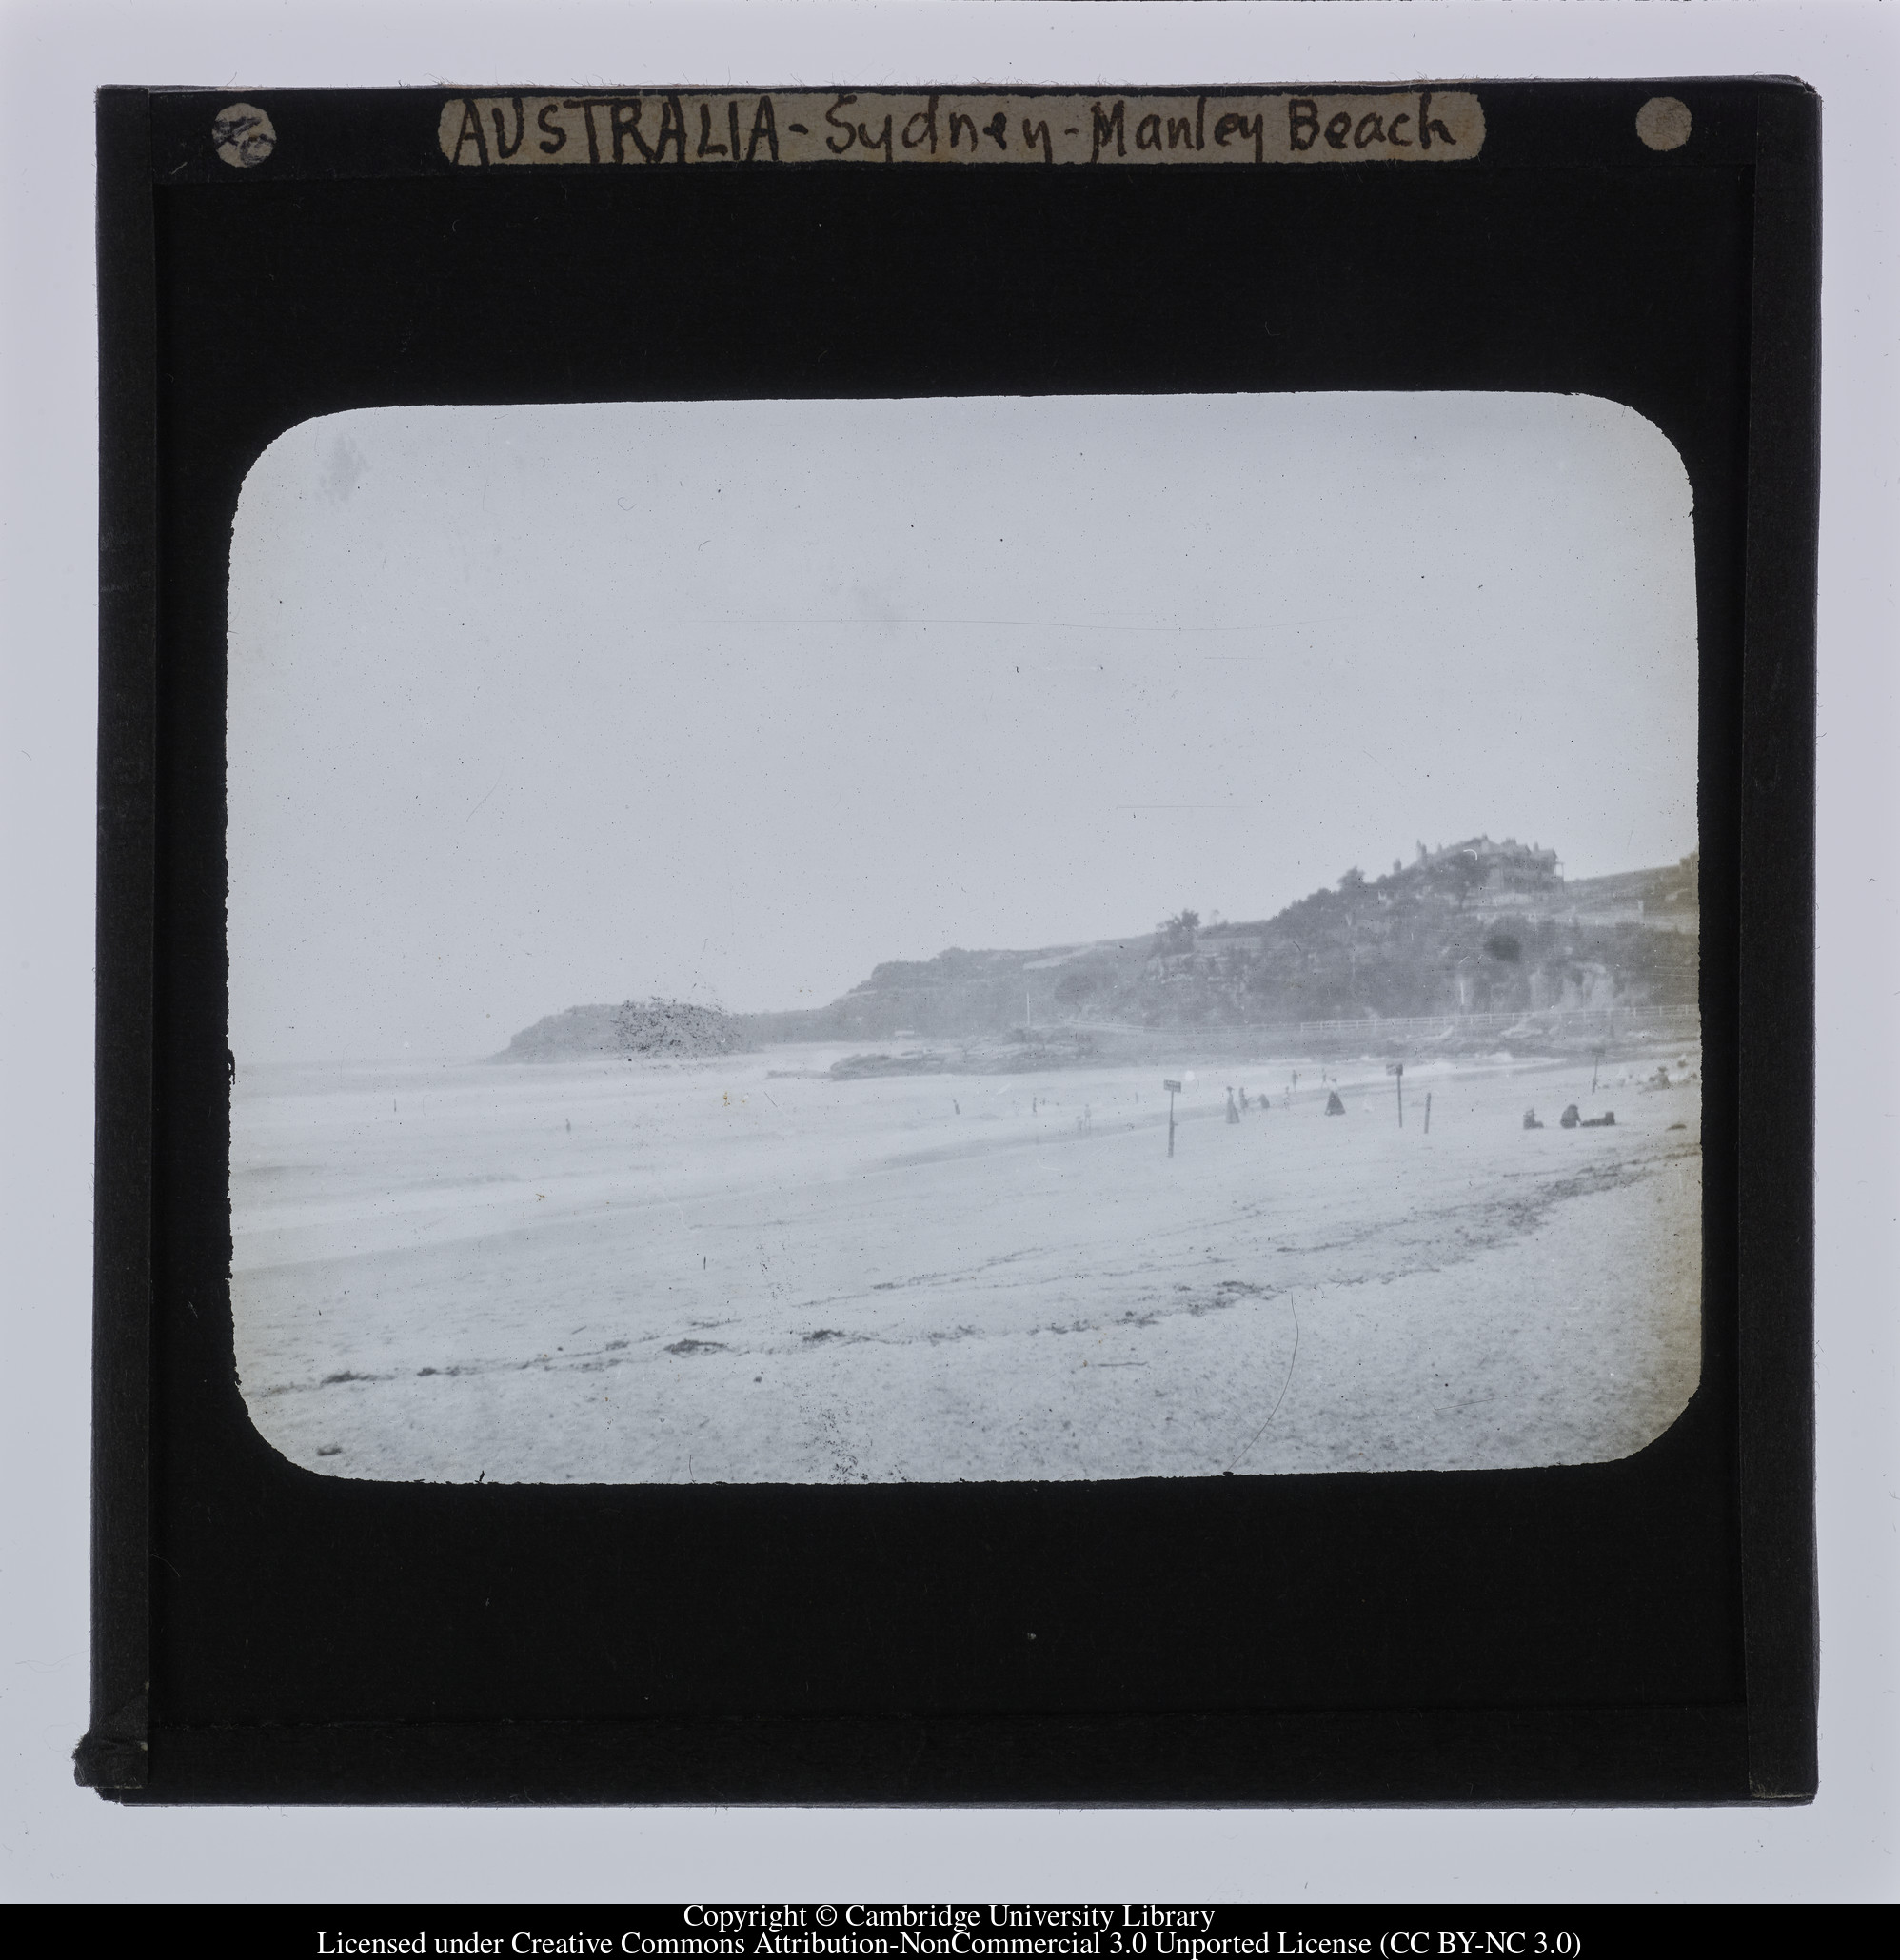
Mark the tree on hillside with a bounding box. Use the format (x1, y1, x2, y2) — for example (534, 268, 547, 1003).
(1160, 908, 1200, 935)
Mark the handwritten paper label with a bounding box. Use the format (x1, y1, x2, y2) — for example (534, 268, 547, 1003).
(437, 90, 1485, 168)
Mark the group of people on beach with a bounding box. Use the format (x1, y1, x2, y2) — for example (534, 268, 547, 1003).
(1524, 1102, 1616, 1130)
(1221, 1069, 1340, 1121)
(1225, 1087, 1254, 1122)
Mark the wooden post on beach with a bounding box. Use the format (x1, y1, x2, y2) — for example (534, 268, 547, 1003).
(1387, 1059, 1405, 1127)
(1424, 1091, 1432, 1134)
(1163, 1079, 1181, 1158)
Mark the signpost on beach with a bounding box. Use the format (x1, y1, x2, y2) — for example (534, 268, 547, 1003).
(1162, 1079, 1181, 1157)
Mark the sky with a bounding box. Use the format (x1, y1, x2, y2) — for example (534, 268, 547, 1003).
(228, 391, 1698, 1062)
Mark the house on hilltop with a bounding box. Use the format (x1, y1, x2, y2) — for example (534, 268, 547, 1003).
(1414, 835, 1563, 893)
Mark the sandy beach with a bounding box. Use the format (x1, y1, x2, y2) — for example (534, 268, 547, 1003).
(229, 1040, 1703, 1484)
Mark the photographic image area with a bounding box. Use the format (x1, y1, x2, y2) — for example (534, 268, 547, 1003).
(227, 392, 1702, 1484)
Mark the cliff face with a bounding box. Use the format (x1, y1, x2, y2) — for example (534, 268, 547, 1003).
(501, 848, 1700, 1058)
(738, 850, 1696, 1044)
(741, 946, 1064, 1046)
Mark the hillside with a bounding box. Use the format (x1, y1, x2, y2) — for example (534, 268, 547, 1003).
(500, 838, 1699, 1059)
(740, 840, 1697, 1044)
(500, 998, 745, 1061)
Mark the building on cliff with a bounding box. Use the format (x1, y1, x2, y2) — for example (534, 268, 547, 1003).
(1414, 835, 1564, 892)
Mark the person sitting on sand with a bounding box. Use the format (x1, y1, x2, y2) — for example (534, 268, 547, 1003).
(1325, 1089, 1346, 1116)
(1559, 1103, 1581, 1129)
(1523, 1108, 1543, 1130)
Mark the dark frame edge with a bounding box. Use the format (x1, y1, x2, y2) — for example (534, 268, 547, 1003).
(91, 77, 1824, 1811)
(78, 85, 158, 1795)
(1736, 80, 1821, 1802)
(125, 1706, 1753, 1807)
